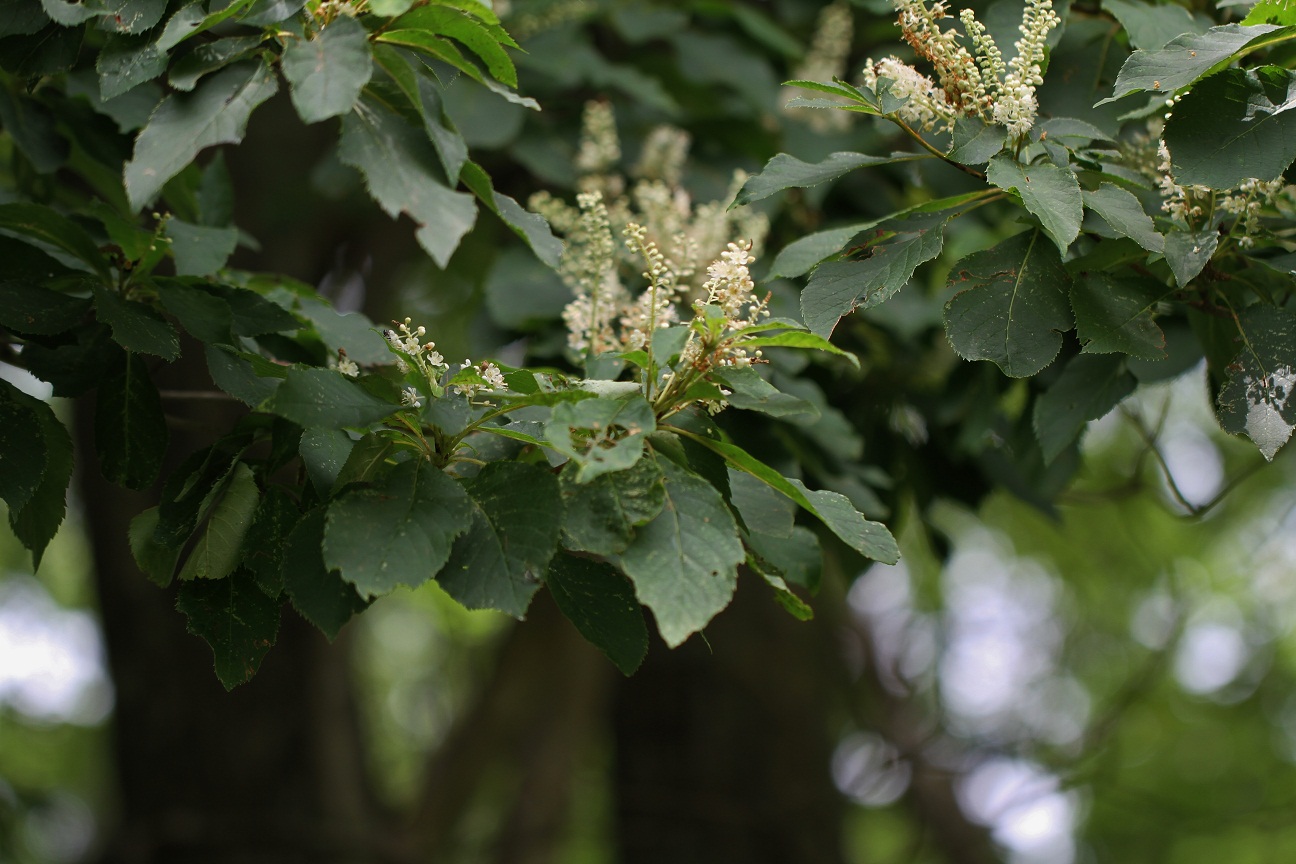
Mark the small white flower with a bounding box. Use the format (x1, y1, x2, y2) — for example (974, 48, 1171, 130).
(480, 362, 507, 390)
(401, 387, 422, 409)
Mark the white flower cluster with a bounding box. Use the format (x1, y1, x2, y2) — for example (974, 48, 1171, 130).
(529, 101, 770, 357)
(994, 0, 1059, 137)
(554, 191, 626, 355)
(1218, 178, 1285, 248)
(783, 1, 855, 133)
(632, 126, 691, 187)
(1155, 140, 1286, 245)
(702, 241, 768, 332)
(619, 222, 683, 350)
(862, 57, 956, 132)
(574, 100, 621, 180)
(329, 349, 359, 378)
(385, 318, 447, 378)
(871, 0, 1060, 137)
(451, 360, 507, 398)
(692, 239, 772, 371)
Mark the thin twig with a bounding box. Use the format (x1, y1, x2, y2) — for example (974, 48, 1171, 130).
(157, 389, 239, 401)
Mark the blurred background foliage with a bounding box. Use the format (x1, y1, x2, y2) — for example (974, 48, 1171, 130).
(4, 0, 1296, 861)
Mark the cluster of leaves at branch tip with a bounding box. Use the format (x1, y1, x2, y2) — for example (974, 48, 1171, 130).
(6, 0, 1296, 689)
(1, 0, 898, 684)
(746, 0, 1296, 464)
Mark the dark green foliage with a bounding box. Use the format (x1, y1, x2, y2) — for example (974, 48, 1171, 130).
(2, 0, 1292, 705)
(177, 567, 281, 690)
(545, 554, 648, 676)
(944, 231, 1073, 378)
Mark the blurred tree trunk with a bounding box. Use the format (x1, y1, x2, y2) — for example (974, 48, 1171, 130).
(612, 577, 849, 864)
(84, 98, 401, 864)
(79, 367, 390, 864)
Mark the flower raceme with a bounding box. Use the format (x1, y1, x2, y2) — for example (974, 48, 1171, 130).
(865, 0, 1060, 138)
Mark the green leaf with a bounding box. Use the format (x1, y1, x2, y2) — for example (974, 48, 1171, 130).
(168, 34, 262, 91)
(267, 367, 398, 429)
(93, 285, 180, 360)
(1244, 0, 1296, 25)
(784, 78, 878, 106)
(1163, 225, 1218, 288)
(0, 0, 53, 37)
(0, 88, 68, 173)
(96, 32, 167, 100)
(728, 469, 793, 537)
(1037, 118, 1116, 146)
(294, 297, 390, 365)
(1102, 0, 1208, 50)
(987, 155, 1083, 254)
(459, 161, 563, 268)
(1082, 184, 1164, 253)
(711, 366, 818, 421)
(1070, 272, 1168, 360)
(242, 0, 306, 26)
(369, 0, 415, 15)
(95, 352, 168, 489)
(129, 506, 180, 586)
(241, 485, 298, 596)
(299, 427, 354, 495)
(547, 395, 655, 483)
(617, 453, 743, 647)
(1033, 354, 1137, 462)
(670, 428, 898, 564)
(156, 278, 233, 343)
(330, 432, 399, 493)
(4, 382, 72, 570)
(87, 200, 153, 260)
(944, 230, 1073, 377)
(124, 60, 279, 212)
(948, 116, 1006, 164)
(375, 46, 475, 182)
(747, 527, 821, 591)
(0, 282, 92, 335)
(734, 151, 925, 206)
(437, 462, 563, 617)
(737, 330, 860, 368)
(769, 222, 871, 280)
(164, 218, 240, 276)
(749, 559, 813, 621)
(559, 457, 666, 555)
(205, 344, 285, 406)
(152, 444, 239, 549)
(177, 461, 261, 581)
(1217, 306, 1296, 460)
(545, 554, 648, 676)
(0, 202, 111, 279)
(375, 30, 485, 84)
(111, 0, 169, 32)
(282, 15, 372, 124)
(338, 96, 478, 268)
(282, 507, 368, 640)
(1104, 23, 1295, 102)
(209, 283, 299, 336)
(176, 568, 280, 690)
(0, 380, 47, 517)
(0, 21, 83, 77)
(1163, 66, 1296, 189)
(323, 459, 474, 598)
(156, 0, 254, 52)
(800, 210, 951, 337)
(402, 58, 467, 180)
(391, 5, 517, 86)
